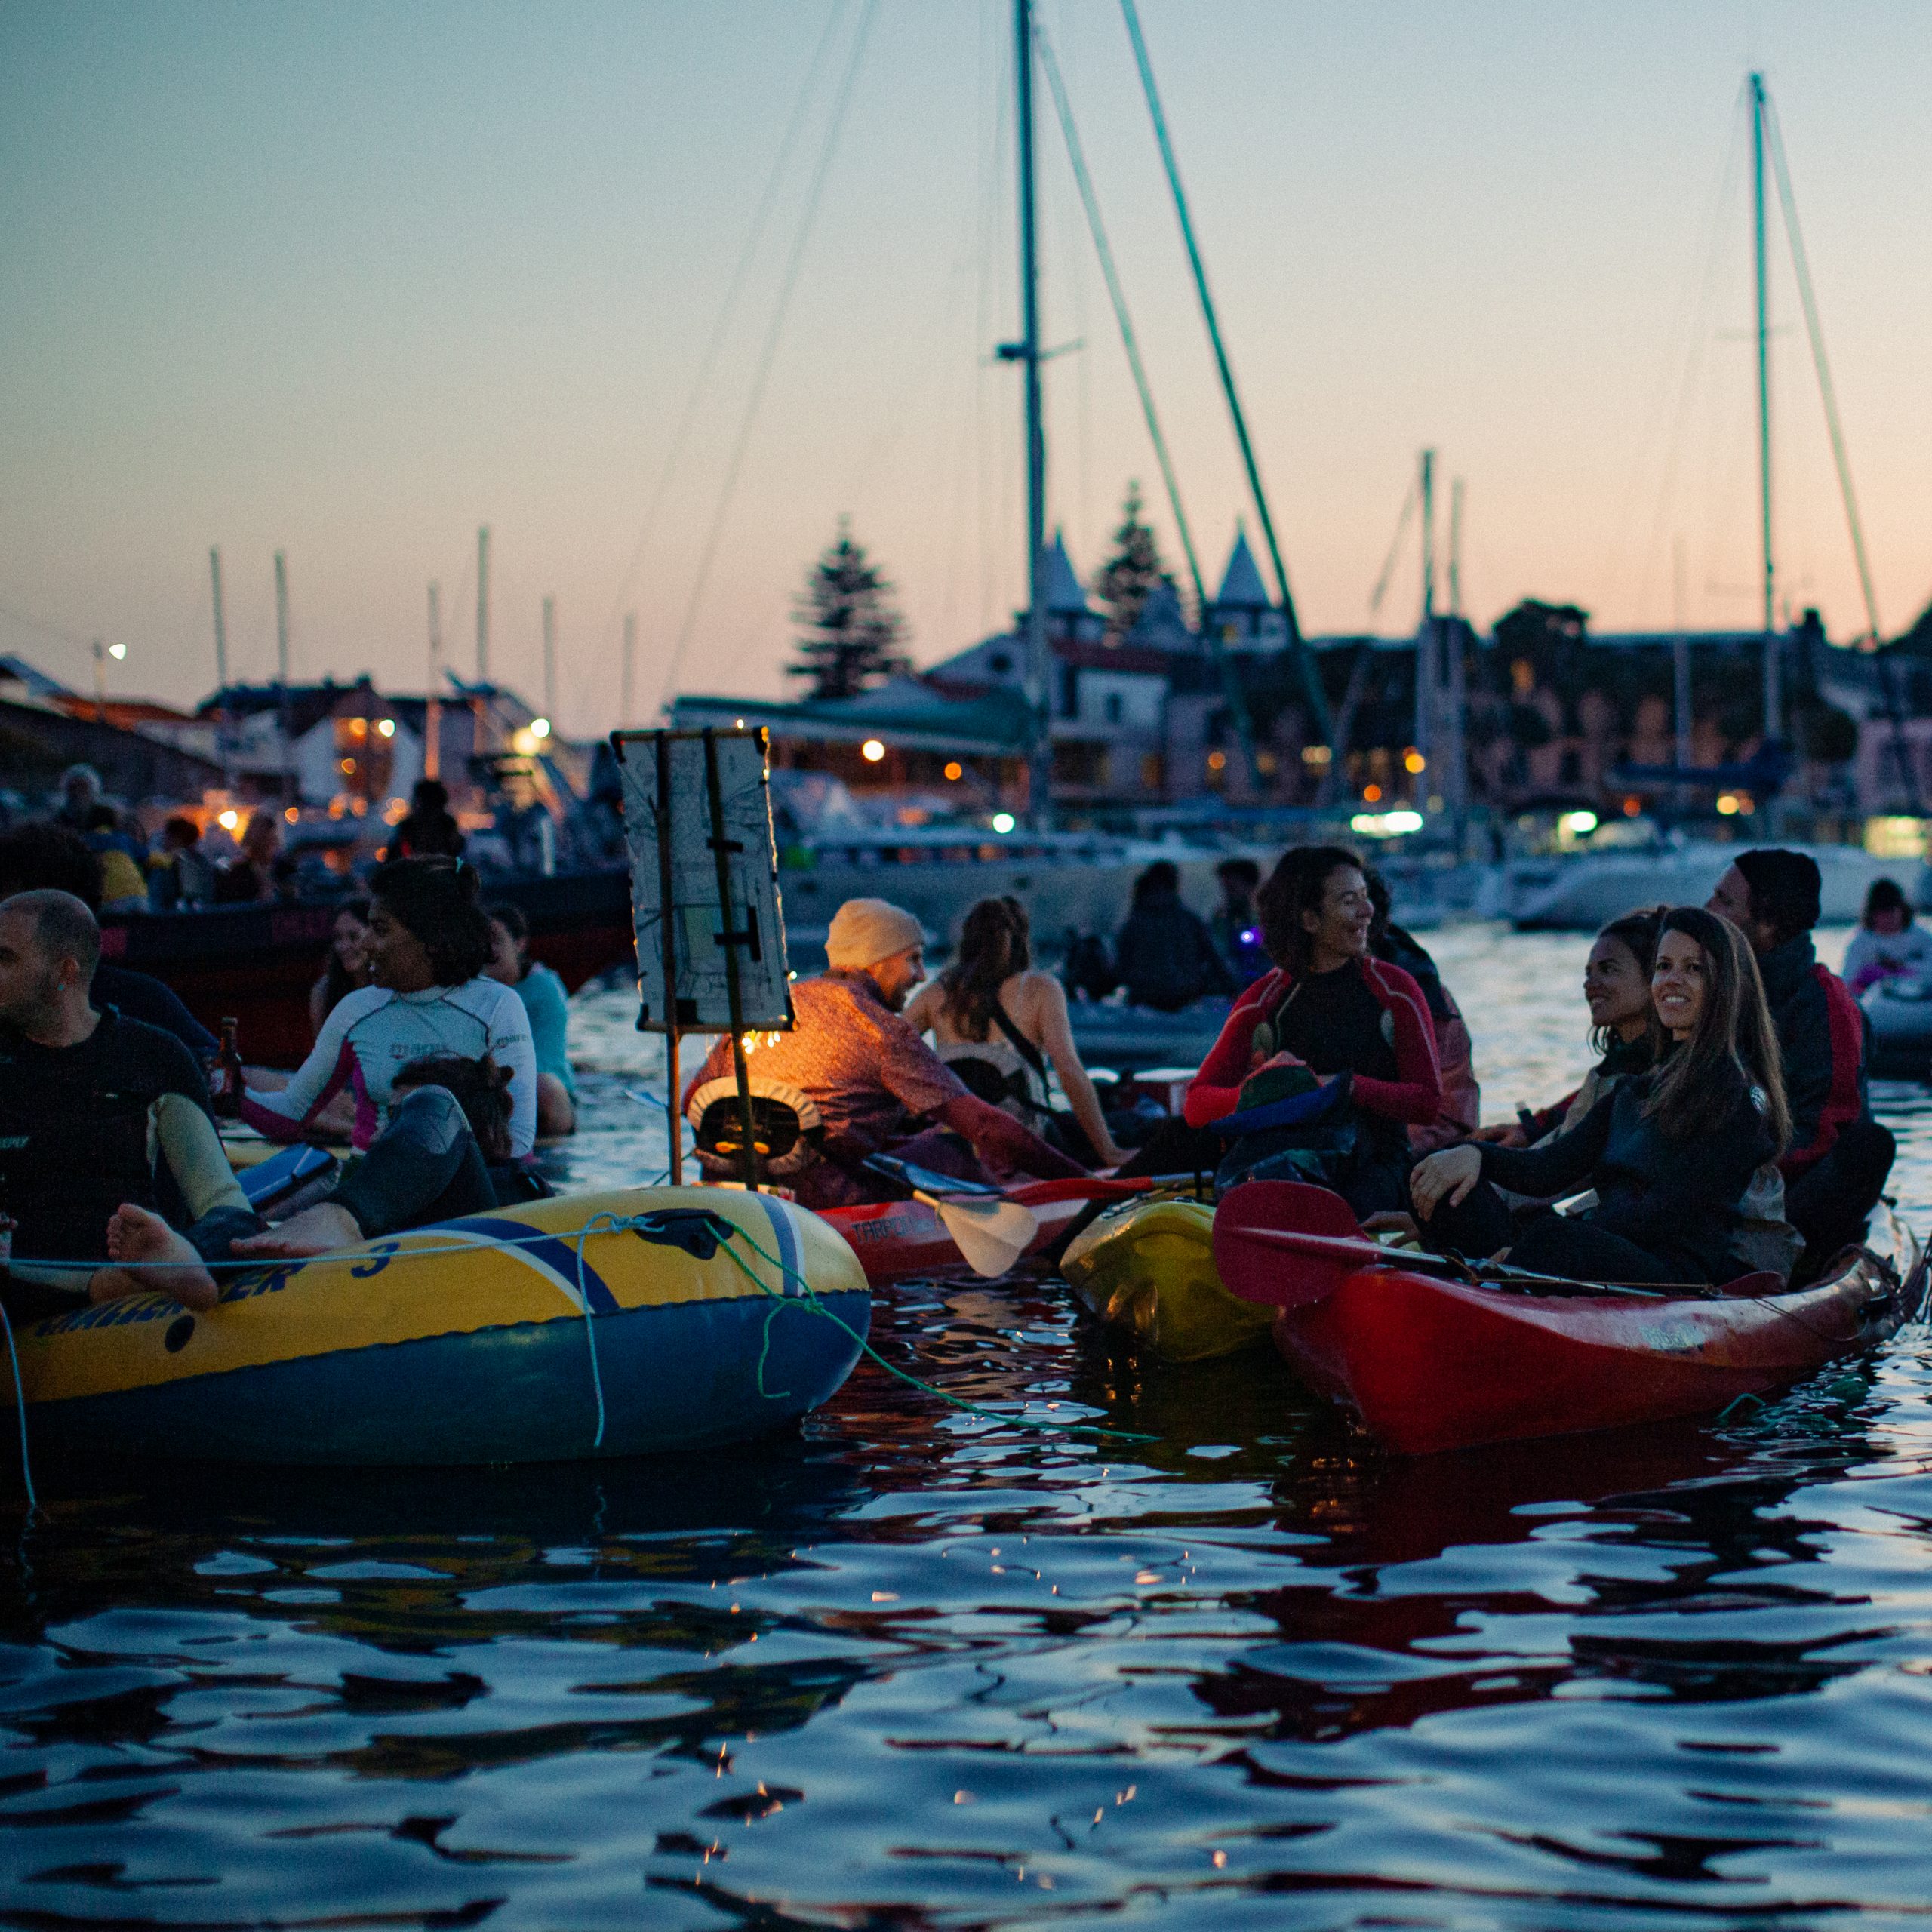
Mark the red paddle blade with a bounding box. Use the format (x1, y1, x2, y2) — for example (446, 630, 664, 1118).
(1214, 1180, 1386, 1310)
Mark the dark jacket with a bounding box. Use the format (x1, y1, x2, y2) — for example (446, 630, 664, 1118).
(1478, 1070, 1774, 1281)
(1757, 935, 1867, 1180)
(1113, 897, 1235, 1012)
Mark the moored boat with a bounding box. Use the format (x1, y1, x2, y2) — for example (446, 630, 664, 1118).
(1215, 1180, 1927, 1455)
(5, 1185, 868, 1466)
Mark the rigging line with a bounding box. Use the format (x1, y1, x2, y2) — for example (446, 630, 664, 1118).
(603, 0, 850, 638)
(1032, 25, 1203, 615)
(657, 0, 877, 707)
(1629, 82, 1751, 628)
(1118, 0, 1334, 750)
(1367, 478, 1419, 620)
(1035, 17, 1260, 788)
(1762, 94, 1881, 642)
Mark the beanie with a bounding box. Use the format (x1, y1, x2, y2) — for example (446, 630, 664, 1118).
(825, 897, 926, 971)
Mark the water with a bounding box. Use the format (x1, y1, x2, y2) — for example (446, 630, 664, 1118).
(8, 927, 1932, 1927)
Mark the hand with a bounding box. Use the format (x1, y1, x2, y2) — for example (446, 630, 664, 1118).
(1410, 1143, 1482, 1221)
(1469, 1123, 1527, 1147)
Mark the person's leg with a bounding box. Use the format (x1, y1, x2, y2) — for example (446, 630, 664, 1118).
(1507, 1213, 1686, 1286)
(1414, 1175, 1517, 1261)
(535, 1072, 576, 1137)
(235, 1088, 495, 1257)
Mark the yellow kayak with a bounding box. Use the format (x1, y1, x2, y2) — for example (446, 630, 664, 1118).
(1061, 1194, 1272, 1362)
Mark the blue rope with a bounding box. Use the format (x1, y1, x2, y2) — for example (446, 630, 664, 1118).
(0, 1299, 37, 1517)
(570, 1214, 621, 1449)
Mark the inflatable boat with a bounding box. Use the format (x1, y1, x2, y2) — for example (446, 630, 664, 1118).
(4, 1186, 869, 1466)
(1215, 1179, 1928, 1455)
(1060, 1193, 1271, 1361)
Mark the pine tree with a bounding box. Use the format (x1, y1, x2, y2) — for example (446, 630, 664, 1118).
(787, 520, 911, 699)
(1094, 481, 1177, 645)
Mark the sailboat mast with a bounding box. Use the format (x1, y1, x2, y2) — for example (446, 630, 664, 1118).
(1751, 72, 1779, 743)
(425, 582, 442, 782)
(274, 549, 293, 808)
(1014, 0, 1051, 828)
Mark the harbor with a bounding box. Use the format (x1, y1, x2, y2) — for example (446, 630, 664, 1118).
(5, 0, 1932, 1924)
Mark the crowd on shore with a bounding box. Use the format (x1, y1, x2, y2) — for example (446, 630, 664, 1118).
(0, 745, 1918, 1324)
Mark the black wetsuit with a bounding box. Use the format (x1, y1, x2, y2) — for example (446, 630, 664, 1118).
(0, 1008, 233, 1277)
(1424, 1071, 1774, 1284)
(1272, 964, 1404, 1163)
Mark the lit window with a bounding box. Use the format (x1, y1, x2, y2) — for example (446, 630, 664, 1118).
(861, 739, 887, 763)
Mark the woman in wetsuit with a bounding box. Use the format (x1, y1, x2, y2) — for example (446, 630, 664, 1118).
(1184, 844, 1443, 1216)
(1411, 906, 1789, 1286)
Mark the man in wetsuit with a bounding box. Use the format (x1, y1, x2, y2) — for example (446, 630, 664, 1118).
(0, 891, 257, 1313)
(1708, 848, 1894, 1257)
(683, 897, 1084, 1210)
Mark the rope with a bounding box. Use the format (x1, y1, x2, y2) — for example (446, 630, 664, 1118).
(0, 1300, 35, 1517)
(571, 1214, 619, 1450)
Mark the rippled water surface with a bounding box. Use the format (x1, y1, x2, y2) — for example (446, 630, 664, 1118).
(9, 926, 1932, 1928)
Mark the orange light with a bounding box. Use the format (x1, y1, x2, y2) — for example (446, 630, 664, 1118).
(1403, 749, 1426, 774)
(1623, 795, 1641, 817)
(1207, 749, 1227, 773)
(283, 806, 298, 823)
(943, 761, 963, 781)
(1363, 783, 1383, 803)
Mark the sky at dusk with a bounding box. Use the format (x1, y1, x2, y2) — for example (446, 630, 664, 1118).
(2, 1, 1929, 737)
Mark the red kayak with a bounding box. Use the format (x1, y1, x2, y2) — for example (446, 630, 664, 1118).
(1216, 1180, 1928, 1456)
(826, 1177, 1143, 1287)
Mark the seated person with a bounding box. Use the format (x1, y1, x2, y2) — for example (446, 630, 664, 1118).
(309, 897, 373, 1034)
(0, 891, 255, 1315)
(1709, 848, 1893, 1257)
(386, 778, 467, 860)
(0, 823, 217, 1061)
(211, 812, 294, 904)
(149, 815, 217, 912)
(1844, 878, 1932, 995)
(485, 902, 576, 1137)
(1366, 868, 1478, 1152)
(1475, 907, 1663, 1149)
(903, 895, 1126, 1167)
(1411, 908, 1786, 1287)
(1113, 861, 1235, 1012)
(1183, 844, 1442, 1217)
(1208, 857, 1272, 989)
(240, 857, 537, 1156)
(108, 1054, 549, 1287)
(682, 897, 1084, 1211)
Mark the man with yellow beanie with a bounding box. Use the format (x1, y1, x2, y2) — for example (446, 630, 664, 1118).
(684, 896, 1084, 1210)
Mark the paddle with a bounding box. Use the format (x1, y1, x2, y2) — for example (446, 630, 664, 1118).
(1214, 1180, 1784, 1310)
(907, 1189, 1041, 1277)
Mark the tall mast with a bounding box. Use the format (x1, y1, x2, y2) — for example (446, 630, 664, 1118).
(425, 582, 442, 781)
(1013, 0, 1051, 828)
(621, 612, 637, 728)
(273, 549, 293, 808)
(1413, 448, 1435, 777)
(541, 595, 557, 723)
(209, 545, 231, 785)
(474, 524, 492, 759)
(1751, 72, 1779, 743)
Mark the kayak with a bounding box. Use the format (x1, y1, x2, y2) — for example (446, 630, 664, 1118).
(1216, 1181, 1928, 1456)
(1061, 1194, 1272, 1361)
(825, 1177, 1146, 1286)
(5, 1186, 869, 1467)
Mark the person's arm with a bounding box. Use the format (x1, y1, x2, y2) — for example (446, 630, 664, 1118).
(485, 985, 539, 1157)
(934, 1092, 1085, 1180)
(309, 974, 330, 1036)
(1775, 977, 1847, 1178)
(900, 980, 943, 1038)
(1476, 1086, 1616, 1197)
(239, 996, 362, 1140)
(1029, 974, 1125, 1165)
(1183, 976, 1278, 1128)
(1349, 971, 1443, 1125)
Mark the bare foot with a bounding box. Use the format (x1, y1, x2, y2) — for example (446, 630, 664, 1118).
(99, 1203, 220, 1311)
(230, 1201, 362, 1260)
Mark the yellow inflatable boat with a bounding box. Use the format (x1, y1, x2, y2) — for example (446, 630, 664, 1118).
(4, 1186, 869, 1466)
(1061, 1194, 1272, 1362)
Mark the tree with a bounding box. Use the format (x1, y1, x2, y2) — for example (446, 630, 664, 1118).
(1094, 481, 1177, 645)
(787, 520, 910, 700)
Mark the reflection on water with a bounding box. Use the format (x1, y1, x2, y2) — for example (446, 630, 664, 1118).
(7, 927, 1932, 1927)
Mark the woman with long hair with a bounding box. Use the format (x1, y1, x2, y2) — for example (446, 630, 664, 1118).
(239, 857, 538, 1156)
(485, 901, 577, 1137)
(1183, 844, 1442, 1214)
(309, 896, 373, 1034)
(1475, 906, 1665, 1149)
(1411, 906, 1789, 1284)
(903, 896, 1125, 1166)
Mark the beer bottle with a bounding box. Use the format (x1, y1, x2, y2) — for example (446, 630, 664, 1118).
(212, 1017, 245, 1120)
